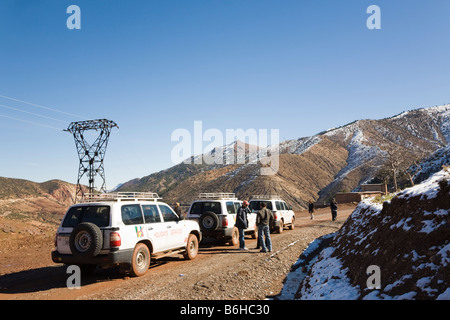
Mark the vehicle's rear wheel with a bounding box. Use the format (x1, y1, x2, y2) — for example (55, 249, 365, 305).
(183, 234, 199, 260)
(199, 211, 220, 231)
(130, 243, 151, 277)
(69, 222, 103, 258)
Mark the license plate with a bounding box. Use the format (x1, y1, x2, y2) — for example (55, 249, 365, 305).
(58, 235, 70, 247)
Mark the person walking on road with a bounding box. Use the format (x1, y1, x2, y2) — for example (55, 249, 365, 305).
(330, 199, 338, 221)
(236, 200, 251, 250)
(256, 202, 273, 253)
(308, 200, 315, 220)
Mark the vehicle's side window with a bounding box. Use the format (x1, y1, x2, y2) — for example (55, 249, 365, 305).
(121, 204, 144, 225)
(275, 201, 282, 210)
(159, 205, 179, 222)
(249, 201, 260, 212)
(142, 204, 161, 223)
(282, 202, 288, 210)
(226, 201, 236, 214)
(234, 202, 241, 213)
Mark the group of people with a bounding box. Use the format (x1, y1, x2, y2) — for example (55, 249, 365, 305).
(308, 199, 337, 221)
(308, 199, 338, 221)
(236, 200, 273, 253)
(174, 198, 339, 253)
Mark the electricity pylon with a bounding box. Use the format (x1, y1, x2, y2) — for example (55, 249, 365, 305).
(65, 119, 119, 203)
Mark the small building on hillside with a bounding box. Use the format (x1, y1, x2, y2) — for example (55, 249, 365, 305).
(361, 183, 388, 194)
(335, 183, 388, 204)
(335, 191, 383, 203)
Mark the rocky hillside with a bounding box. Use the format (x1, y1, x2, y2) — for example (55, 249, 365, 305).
(0, 177, 77, 218)
(119, 104, 450, 209)
(296, 168, 450, 300)
(411, 144, 450, 184)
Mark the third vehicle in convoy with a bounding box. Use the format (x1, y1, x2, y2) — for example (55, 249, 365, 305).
(249, 195, 295, 233)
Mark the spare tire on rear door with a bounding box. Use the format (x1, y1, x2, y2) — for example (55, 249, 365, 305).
(69, 222, 103, 258)
(199, 211, 220, 231)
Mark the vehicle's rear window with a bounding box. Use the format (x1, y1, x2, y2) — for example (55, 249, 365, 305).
(202, 202, 222, 215)
(249, 201, 273, 212)
(190, 201, 222, 215)
(62, 206, 110, 228)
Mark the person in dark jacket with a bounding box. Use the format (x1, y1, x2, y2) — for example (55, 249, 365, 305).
(173, 202, 182, 217)
(330, 199, 338, 221)
(308, 200, 315, 220)
(236, 200, 250, 250)
(256, 202, 273, 253)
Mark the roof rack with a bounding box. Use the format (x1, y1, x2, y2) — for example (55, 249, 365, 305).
(250, 195, 282, 200)
(197, 193, 238, 200)
(83, 192, 161, 202)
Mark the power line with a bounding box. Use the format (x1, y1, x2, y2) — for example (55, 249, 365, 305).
(0, 93, 88, 120)
(0, 113, 62, 131)
(0, 103, 69, 124)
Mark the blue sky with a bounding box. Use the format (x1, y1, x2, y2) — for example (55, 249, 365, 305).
(1, 0, 450, 189)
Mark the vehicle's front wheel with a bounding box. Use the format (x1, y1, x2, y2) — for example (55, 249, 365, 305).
(229, 227, 239, 246)
(277, 221, 284, 233)
(130, 243, 151, 277)
(183, 234, 199, 260)
(289, 216, 295, 230)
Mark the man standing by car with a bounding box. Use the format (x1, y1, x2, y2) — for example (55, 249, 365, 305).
(173, 202, 183, 217)
(256, 202, 273, 253)
(236, 200, 250, 250)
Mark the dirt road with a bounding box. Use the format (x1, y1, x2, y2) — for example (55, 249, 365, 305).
(0, 205, 356, 300)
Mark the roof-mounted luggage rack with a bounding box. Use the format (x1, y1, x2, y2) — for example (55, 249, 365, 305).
(197, 193, 238, 200)
(83, 192, 161, 202)
(250, 195, 282, 200)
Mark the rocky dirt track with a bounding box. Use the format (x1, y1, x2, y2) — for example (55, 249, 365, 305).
(0, 205, 355, 300)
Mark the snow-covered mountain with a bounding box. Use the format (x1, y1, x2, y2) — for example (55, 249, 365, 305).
(119, 104, 450, 208)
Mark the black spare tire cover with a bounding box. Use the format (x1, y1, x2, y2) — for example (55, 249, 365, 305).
(69, 222, 103, 258)
(199, 211, 220, 231)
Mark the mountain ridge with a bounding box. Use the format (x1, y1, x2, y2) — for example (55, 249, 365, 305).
(118, 104, 450, 209)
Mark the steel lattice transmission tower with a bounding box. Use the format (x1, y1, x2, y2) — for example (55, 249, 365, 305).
(65, 119, 119, 202)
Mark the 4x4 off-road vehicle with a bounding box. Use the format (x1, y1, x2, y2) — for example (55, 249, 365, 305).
(186, 193, 257, 245)
(249, 195, 295, 233)
(52, 192, 201, 277)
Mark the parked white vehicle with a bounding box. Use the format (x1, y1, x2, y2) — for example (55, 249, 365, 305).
(52, 192, 201, 277)
(249, 195, 295, 233)
(186, 193, 257, 245)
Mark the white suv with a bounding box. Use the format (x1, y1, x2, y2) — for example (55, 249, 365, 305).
(249, 195, 295, 233)
(186, 193, 257, 245)
(52, 192, 201, 277)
